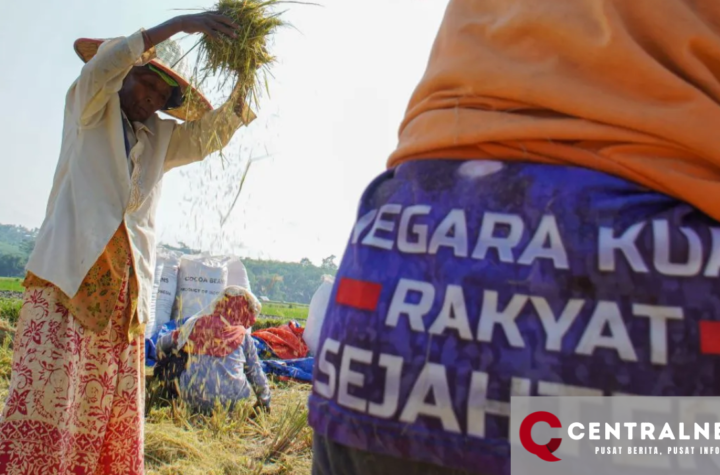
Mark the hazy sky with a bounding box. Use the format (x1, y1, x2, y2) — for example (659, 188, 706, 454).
(0, 0, 449, 265)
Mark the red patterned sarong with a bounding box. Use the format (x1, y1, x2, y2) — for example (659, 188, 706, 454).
(0, 283, 144, 475)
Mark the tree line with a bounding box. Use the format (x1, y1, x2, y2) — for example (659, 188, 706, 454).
(0, 224, 37, 277)
(0, 226, 338, 304)
(164, 242, 337, 304)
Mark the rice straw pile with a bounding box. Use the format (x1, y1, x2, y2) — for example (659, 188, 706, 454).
(196, 0, 286, 108)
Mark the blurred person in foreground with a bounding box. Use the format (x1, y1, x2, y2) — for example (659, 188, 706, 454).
(0, 13, 255, 474)
(308, 0, 720, 474)
(155, 286, 271, 415)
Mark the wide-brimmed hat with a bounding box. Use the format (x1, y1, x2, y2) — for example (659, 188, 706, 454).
(74, 38, 213, 122)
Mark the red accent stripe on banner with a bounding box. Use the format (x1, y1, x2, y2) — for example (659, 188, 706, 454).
(336, 278, 383, 311)
(699, 321, 720, 355)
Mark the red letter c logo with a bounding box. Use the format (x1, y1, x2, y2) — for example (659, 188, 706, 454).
(520, 411, 562, 462)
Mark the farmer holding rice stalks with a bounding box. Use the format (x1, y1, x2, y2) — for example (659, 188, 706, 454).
(309, 0, 720, 474)
(0, 12, 257, 474)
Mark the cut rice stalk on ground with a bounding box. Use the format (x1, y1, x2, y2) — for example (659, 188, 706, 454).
(141, 379, 311, 474)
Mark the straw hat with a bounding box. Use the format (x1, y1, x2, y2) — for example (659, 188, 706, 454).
(74, 38, 213, 122)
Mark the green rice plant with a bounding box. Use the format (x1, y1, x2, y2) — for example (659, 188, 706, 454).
(252, 317, 285, 331)
(0, 278, 23, 293)
(261, 303, 308, 321)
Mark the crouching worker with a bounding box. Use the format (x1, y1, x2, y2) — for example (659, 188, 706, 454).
(156, 286, 271, 415)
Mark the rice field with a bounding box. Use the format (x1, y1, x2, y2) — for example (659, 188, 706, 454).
(0, 280, 309, 321)
(261, 302, 308, 321)
(0, 275, 315, 473)
(143, 380, 313, 474)
(0, 277, 23, 293)
(0, 314, 314, 474)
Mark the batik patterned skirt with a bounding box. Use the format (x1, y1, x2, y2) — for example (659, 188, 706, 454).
(0, 279, 144, 474)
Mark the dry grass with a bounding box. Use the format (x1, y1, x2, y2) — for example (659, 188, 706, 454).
(0, 330, 12, 396)
(0, 299, 21, 327)
(0, 317, 313, 474)
(144, 379, 312, 475)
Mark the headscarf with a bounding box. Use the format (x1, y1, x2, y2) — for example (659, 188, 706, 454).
(183, 286, 261, 358)
(389, 0, 720, 221)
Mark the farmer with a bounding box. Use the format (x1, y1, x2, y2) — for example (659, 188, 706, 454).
(309, 0, 720, 474)
(155, 286, 271, 415)
(0, 13, 255, 474)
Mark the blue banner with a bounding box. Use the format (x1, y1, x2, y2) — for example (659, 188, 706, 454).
(308, 160, 720, 474)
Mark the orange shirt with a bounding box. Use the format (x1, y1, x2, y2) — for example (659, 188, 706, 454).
(24, 225, 143, 340)
(389, 0, 720, 222)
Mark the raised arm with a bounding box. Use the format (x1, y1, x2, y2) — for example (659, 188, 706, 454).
(164, 85, 257, 171)
(73, 13, 241, 128)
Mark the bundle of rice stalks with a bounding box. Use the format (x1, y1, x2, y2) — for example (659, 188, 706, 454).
(145, 422, 206, 466)
(196, 0, 287, 107)
(263, 402, 309, 462)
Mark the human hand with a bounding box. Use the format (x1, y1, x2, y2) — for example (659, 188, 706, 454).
(230, 82, 252, 117)
(174, 12, 240, 40)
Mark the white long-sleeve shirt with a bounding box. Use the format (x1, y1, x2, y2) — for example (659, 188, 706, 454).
(26, 29, 255, 328)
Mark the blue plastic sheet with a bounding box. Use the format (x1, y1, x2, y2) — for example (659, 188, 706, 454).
(145, 320, 179, 368)
(261, 357, 314, 383)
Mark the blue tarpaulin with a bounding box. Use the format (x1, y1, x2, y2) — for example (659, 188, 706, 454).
(147, 320, 315, 387)
(261, 358, 314, 383)
(145, 320, 179, 368)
